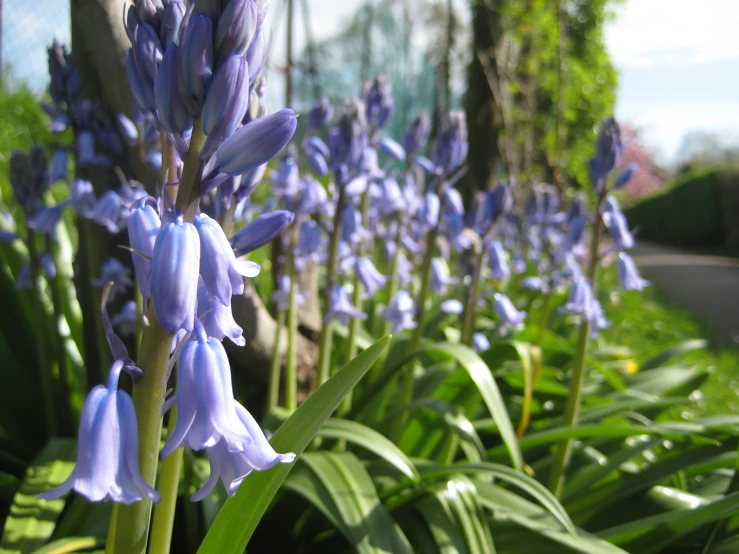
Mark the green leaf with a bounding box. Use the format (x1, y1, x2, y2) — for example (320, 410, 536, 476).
(407, 399, 487, 462)
(418, 343, 523, 471)
(1, 439, 76, 553)
(475, 480, 628, 554)
(598, 490, 739, 553)
(641, 339, 707, 371)
(197, 335, 391, 554)
(28, 536, 104, 554)
(299, 452, 412, 553)
(317, 419, 419, 481)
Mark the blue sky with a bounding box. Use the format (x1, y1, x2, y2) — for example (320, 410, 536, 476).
(4, 0, 737, 163)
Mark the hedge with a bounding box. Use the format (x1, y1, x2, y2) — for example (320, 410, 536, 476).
(625, 167, 739, 249)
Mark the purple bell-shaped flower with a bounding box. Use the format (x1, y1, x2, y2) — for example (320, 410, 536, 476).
(325, 284, 367, 326)
(151, 210, 200, 332)
(192, 401, 295, 501)
(493, 293, 526, 332)
(616, 253, 649, 291)
(382, 290, 417, 334)
(162, 320, 249, 456)
(197, 281, 246, 346)
(195, 213, 259, 306)
(39, 361, 160, 504)
(355, 257, 387, 299)
(487, 241, 510, 281)
(127, 197, 161, 302)
(430, 257, 457, 295)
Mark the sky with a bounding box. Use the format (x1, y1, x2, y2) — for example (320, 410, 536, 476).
(3, 0, 738, 163)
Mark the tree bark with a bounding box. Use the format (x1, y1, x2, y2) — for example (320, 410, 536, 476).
(463, 0, 503, 206)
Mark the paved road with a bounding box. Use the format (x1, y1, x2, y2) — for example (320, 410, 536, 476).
(632, 242, 739, 346)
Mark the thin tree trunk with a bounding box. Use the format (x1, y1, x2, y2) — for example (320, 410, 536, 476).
(463, 0, 503, 206)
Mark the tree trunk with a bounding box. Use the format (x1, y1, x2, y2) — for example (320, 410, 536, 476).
(463, 0, 503, 206)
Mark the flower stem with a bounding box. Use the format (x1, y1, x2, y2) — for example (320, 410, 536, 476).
(112, 309, 173, 554)
(391, 223, 438, 443)
(110, 120, 206, 554)
(27, 231, 57, 436)
(268, 309, 286, 411)
(461, 245, 487, 346)
(316, 188, 345, 387)
(285, 220, 299, 411)
(341, 189, 371, 414)
(149, 404, 183, 554)
(547, 202, 604, 497)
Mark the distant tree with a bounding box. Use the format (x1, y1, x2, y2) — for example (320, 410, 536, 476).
(676, 131, 739, 173)
(466, 0, 620, 197)
(618, 124, 666, 200)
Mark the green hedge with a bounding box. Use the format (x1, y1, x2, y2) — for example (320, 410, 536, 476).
(625, 168, 739, 249)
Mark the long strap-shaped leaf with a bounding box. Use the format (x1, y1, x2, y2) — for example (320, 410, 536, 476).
(197, 335, 391, 554)
(317, 419, 420, 481)
(405, 343, 523, 471)
(0, 439, 76, 552)
(298, 452, 412, 553)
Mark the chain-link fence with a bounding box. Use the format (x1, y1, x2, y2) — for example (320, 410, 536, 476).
(2, 0, 71, 91)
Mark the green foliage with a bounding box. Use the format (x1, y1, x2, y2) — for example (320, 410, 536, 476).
(625, 168, 734, 248)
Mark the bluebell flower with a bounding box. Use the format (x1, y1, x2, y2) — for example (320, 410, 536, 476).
(39, 360, 160, 504)
(307, 149, 329, 177)
(612, 163, 637, 191)
(298, 179, 328, 215)
(230, 210, 294, 256)
(200, 55, 250, 160)
(430, 257, 457, 295)
(92, 258, 133, 303)
(379, 137, 406, 161)
(419, 192, 440, 231)
(162, 320, 248, 456)
(197, 281, 246, 345)
(341, 205, 366, 246)
(155, 44, 193, 152)
(397, 251, 413, 289)
(561, 279, 595, 321)
(493, 293, 526, 331)
(430, 111, 468, 175)
(151, 211, 200, 332)
(161, 0, 185, 50)
(308, 97, 333, 130)
(176, 14, 214, 116)
(382, 290, 416, 334)
(196, 213, 260, 305)
(16, 264, 31, 290)
(271, 156, 300, 198)
(111, 300, 139, 337)
(214, 0, 258, 65)
(192, 401, 295, 501)
(271, 274, 305, 312)
(403, 111, 430, 155)
(328, 100, 367, 184)
(363, 76, 394, 128)
(50, 149, 68, 183)
(616, 253, 649, 291)
(441, 299, 464, 314)
(40, 254, 57, 279)
(521, 276, 548, 293)
(588, 117, 623, 194)
(512, 253, 526, 274)
(487, 241, 510, 280)
(375, 177, 405, 215)
(213, 109, 298, 177)
(27, 205, 65, 237)
(603, 203, 634, 251)
(68, 179, 96, 215)
(472, 332, 491, 353)
(355, 257, 387, 299)
(325, 284, 366, 326)
(295, 219, 322, 271)
(90, 191, 127, 233)
(127, 197, 161, 301)
(563, 216, 586, 253)
(590, 299, 610, 337)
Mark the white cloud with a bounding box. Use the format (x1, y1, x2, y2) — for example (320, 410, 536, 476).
(606, 0, 739, 68)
